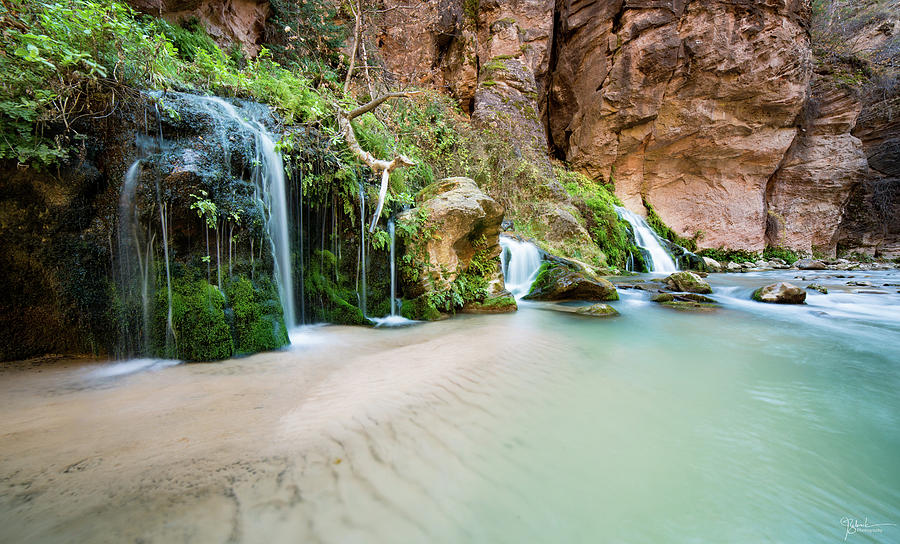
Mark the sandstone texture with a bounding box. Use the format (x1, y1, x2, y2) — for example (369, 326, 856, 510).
(766, 76, 869, 256)
(399, 177, 506, 297)
(127, 0, 269, 55)
(548, 0, 812, 250)
(370, 0, 898, 256)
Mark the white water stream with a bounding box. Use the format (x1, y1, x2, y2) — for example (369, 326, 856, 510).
(615, 206, 677, 273)
(499, 236, 543, 298)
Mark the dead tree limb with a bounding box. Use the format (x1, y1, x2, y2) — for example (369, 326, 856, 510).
(339, 91, 422, 231)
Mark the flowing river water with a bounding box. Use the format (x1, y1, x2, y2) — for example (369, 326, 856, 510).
(1, 270, 898, 543)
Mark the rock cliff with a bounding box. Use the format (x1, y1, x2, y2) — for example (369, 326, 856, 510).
(372, 0, 896, 256)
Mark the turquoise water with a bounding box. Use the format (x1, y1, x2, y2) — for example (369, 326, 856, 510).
(0, 271, 897, 543)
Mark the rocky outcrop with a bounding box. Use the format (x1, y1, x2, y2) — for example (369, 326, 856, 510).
(523, 262, 618, 301)
(548, 0, 812, 250)
(834, 91, 900, 258)
(127, 0, 269, 55)
(752, 282, 807, 303)
(765, 76, 869, 256)
(663, 271, 712, 294)
(399, 177, 507, 298)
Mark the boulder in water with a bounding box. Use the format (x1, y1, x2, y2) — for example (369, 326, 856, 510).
(398, 177, 508, 316)
(575, 303, 620, 317)
(523, 263, 619, 301)
(663, 271, 713, 294)
(796, 258, 827, 270)
(752, 282, 807, 304)
(807, 283, 828, 294)
(702, 256, 722, 271)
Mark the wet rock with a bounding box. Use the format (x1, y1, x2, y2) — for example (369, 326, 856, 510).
(702, 257, 722, 271)
(461, 293, 518, 314)
(399, 177, 506, 299)
(796, 258, 827, 270)
(524, 263, 618, 301)
(663, 271, 712, 294)
(652, 292, 715, 305)
(806, 283, 829, 294)
(847, 280, 873, 286)
(752, 282, 807, 304)
(726, 262, 743, 272)
(575, 303, 619, 318)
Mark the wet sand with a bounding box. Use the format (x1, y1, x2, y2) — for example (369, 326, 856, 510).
(0, 315, 560, 544)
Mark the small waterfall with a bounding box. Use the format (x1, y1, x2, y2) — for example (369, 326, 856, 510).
(615, 206, 677, 273)
(388, 217, 397, 316)
(195, 97, 296, 327)
(358, 182, 367, 317)
(500, 237, 542, 298)
(116, 158, 148, 355)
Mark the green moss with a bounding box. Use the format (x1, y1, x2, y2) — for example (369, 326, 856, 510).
(401, 295, 442, 321)
(762, 246, 800, 264)
(643, 197, 699, 252)
(526, 262, 552, 297)
(224, 275, 289, 354)
(481, 80, 498, 87)
(154, 275, 234, 361)
(304, 250, 370, 326)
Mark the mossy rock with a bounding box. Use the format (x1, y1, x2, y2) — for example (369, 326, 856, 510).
(807, 283, 828, 294)
(663, 271, 712, 294)
(155, 278, 234, 361)
(400, 295, 444, 321)
(752, 282, 806, 304)
(524, 263, 619, 301)
(461, 294, 517, 314)
(575, 303, 619, 317)
(224, 276, 289, 354)
(660, 301, 718, 312)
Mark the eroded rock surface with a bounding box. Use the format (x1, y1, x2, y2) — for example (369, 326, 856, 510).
(523, 263, 618, 301)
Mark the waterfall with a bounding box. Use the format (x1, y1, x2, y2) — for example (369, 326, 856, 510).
(388, 217, 397, 316)
(195, 97, 296, 327)
(614, 206, 677, 273)
(499, 237, 542, 299)
(358, 182, 367, 317)
(115, 158, 148, 356)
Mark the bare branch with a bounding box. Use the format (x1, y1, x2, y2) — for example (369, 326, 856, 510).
(339, 92, 421, 231)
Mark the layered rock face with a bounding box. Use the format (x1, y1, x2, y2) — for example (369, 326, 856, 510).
(548, 0, 812, 250)
(127, 0, 270, 54)
(379, 0, 554, 151)
(765, 76, 868, 256)
(835, 94, 900, 258)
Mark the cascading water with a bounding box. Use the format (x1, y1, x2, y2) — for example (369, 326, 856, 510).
(194, 96, 296, 327)
(615, 206, 677, 273)
(499, 236, 543, 298)
(388, 217, 397, 316)
(358, 183, 367, 317)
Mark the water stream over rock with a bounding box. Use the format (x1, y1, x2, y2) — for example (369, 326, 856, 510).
(615, 206, 678, 273)
(500, 236, 543, 298)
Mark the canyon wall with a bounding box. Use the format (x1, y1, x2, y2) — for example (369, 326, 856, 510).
(374, 0, 897, 256)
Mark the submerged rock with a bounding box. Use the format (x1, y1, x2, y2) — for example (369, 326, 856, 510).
(524, 263, 618, 301)
(652, 292, 717, 311)
(806, 283, 829, 294)
(663, 271, 713, 294)
(752, 282, 807, 304)
(575, 303, 619, 318)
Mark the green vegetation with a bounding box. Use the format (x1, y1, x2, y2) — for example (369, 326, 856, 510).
(762, 246, 800, 264)
(696, 248, 758, 263)
(225, 276, 289, 354)
(0, 0, 330, 167)
(642, 198, 699, 252)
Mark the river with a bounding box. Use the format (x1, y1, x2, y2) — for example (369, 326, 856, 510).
(1, 270, 898, 543)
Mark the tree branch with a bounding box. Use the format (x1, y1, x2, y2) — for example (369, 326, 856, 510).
(339, 92, 421, 231)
